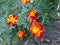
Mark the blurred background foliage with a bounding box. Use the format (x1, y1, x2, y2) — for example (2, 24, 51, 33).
(0, 0, 59, 45)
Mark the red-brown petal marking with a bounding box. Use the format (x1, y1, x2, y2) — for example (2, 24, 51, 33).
(40, 32, 45, 39)
(14, 15, 19, 20)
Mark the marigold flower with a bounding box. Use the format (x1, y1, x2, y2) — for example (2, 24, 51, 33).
(17, 30, 26, 40)
(7, 14, 18, 26)
(30, 21, 45, 39)
(20, 0, 30, 4)
(27, 9, 39, 19)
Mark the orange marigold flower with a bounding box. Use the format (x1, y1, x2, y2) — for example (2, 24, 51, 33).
(7, 14, 18, 26)
(30, 21, 45, 39)
(17, 30, 26, 40)
(20, 0, 30, 4)
(27, 9, 39, 19)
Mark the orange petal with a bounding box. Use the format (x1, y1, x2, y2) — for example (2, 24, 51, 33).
(20, 0, 30, 4)
(35, 31, 40, 38)
(32, 21, 45, 31)
(26, 0, 30, 4)
(8, 14, 13, 19)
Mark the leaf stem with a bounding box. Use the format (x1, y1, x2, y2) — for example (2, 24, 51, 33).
(42, 17, 45, 24)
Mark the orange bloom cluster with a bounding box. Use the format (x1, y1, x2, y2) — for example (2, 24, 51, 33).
(27, 9, 45, 39)
(27, 9, 39, 22)
(17, 30, 26, 40)
(7, 14, 18, 26)
(20, 0, 30, 4)
(30, 21, 45, 39)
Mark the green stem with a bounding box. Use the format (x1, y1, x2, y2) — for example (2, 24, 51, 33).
(42, 13, 48, 24)
(35, 38, 41, 45)
(42, 17, 45, 24)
